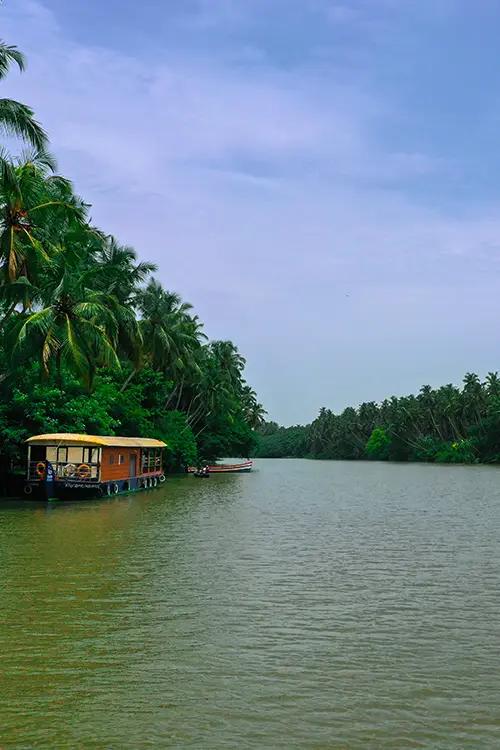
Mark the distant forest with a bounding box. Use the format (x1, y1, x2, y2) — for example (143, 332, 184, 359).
(255, 372, 500, 464)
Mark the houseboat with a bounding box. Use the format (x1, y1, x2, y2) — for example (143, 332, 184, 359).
(24, 433, 166, 500)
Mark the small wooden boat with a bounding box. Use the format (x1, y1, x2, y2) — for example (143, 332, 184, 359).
(188, 460, 253, 474)
(24, 433, 167, 500)
(193, 471, 210, 479)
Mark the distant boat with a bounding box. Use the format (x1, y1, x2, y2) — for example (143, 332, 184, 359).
(188, 461, 253, 475)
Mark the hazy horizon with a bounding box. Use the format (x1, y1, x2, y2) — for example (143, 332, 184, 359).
(4, 1, 500, 424)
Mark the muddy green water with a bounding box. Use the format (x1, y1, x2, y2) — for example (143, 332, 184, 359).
(1, 459, 500, 749)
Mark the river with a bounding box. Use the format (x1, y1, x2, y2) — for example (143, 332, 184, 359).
(1, 459, 500, 748)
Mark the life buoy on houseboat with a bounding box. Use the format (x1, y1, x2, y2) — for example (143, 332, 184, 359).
(36, 461, 46, 478)
(159, 474, 166, 483)
(76, 463, 91, 479)
(24, 484, 33, 495)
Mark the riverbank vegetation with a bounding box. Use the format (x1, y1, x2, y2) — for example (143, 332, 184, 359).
(0, 39, 265, 476)
(256, 372, 500, 464)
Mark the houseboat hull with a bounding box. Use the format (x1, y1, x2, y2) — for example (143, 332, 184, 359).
(24, 474, 166, 501)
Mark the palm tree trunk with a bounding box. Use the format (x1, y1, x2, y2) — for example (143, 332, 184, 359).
(187, 401, 207, 427)
(120, 368, 137, 393)
(56, 348, 62, 388)
(175, 378, 185, 410)
(185, 392, 202, 420)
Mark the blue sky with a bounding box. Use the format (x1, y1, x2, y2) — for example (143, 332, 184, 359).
(3, 0, 500, 424)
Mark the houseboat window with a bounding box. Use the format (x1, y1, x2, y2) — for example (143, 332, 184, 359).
(109, 454, 115, 464)
(68, 447, 84, 463)
(57, 447, 68, 463)
(118, 454, 125, 464)
(141, 449, 156, 472)
(30, 446, 46, 461)
(46, 447, 58, 463)
(83, 447, 98, 463)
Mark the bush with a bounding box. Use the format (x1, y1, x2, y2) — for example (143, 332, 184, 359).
(365, 427, 391, 460)
(412, 435, 443, 462)
(434, 439, 477, 464)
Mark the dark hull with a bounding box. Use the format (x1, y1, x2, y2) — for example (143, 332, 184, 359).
(23, 475, 165, 501)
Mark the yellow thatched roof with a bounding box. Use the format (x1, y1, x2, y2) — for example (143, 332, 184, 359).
(26, 433, 166, 448)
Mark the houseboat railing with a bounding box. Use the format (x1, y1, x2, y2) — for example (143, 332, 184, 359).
(28, 461, 100, 482)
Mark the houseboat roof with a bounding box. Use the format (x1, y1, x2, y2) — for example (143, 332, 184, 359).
(26, 433, 167, 448)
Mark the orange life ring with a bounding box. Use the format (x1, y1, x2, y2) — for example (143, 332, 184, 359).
(76, 463, 91, 479)
(36, 461, 46, 479)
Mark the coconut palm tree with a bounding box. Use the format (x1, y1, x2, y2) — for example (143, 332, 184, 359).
(96, 236, 157, 304)
(184, 347, 234, 433)
(136, 280, 205, 375)
(485, 372, 500, 398)
(0, 40, 47, 150)
(209, 340, 246, 391)
(12, 265, 128, 388)
(241, 384, 267, 429)
(0, 150, 86, 283)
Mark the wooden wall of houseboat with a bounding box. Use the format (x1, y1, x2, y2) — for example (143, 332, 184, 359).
(100, 447, 162, 481)
(101, 447, 140, 482)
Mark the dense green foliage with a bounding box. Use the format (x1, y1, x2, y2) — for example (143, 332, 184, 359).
(0, 39, 265, 474)
(254, 421, 310, 458)
(256, 372, 500, 465)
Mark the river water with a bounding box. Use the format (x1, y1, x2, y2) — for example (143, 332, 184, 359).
(1, 459, 500, 749)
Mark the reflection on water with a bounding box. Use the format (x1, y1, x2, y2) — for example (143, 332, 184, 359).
(1, 460, 500, 748)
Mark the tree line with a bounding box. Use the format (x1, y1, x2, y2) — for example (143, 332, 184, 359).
(255, 372, 500, 464)
(0, 38, 266, 476)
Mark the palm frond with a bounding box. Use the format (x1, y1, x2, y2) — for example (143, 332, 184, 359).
(0, 152, 18, 195)
(0, 98, 48, 149)
(18, 146, 57, 174)
(15, 307, 53, 348)
(0, 41, 26, 79)
(42, 330, 60, 373)
(62, 317, 88, 376)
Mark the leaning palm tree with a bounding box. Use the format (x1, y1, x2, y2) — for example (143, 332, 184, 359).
(0, 40, 47, 150)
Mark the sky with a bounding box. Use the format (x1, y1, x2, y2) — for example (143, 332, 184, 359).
(2, 0, 500, 425)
